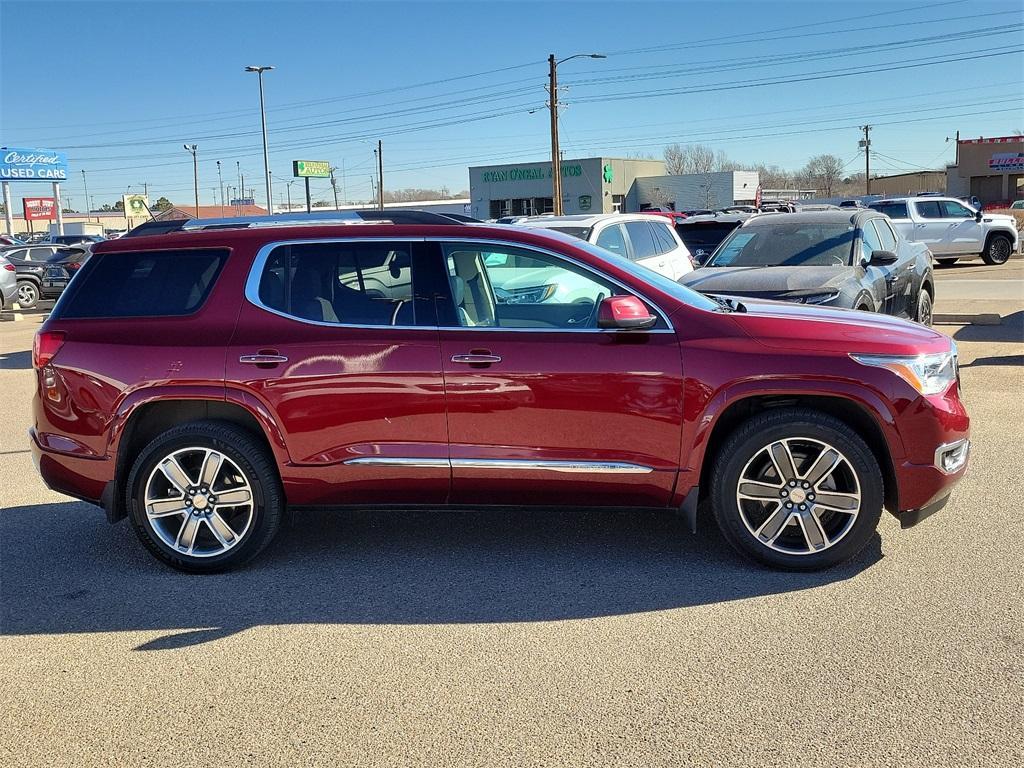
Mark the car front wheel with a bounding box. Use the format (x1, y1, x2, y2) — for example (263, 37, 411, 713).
(711, 408, 883, 570)
(16, 280, 39, 309)
(982, 234, 1012, 266)
(126, 421, 283, 573)
(916, 289, 933, 326)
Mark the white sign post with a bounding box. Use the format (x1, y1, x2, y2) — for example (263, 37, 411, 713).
(53, 182, 64, 236)
(2, 181, 12, 236)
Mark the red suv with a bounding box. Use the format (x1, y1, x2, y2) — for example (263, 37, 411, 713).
(31, 211, 970, 573)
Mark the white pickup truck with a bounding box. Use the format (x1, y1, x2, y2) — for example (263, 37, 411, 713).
(868, 196, 1019, 266)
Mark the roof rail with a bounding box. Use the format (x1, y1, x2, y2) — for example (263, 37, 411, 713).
(122, 208, 467, 237)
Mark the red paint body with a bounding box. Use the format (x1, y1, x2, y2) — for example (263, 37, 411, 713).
(30, 223, 969, 524)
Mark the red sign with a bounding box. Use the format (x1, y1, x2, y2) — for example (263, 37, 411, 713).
(754, 184, 763, 208)
(23, 197, 57, 221)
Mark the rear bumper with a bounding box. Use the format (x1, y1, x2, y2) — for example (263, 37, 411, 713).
(30, 428, 111, 507)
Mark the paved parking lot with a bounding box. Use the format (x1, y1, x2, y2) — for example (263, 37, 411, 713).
(1, 262, 1021, 767)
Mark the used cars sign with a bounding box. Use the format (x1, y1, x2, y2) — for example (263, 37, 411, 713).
(0, 147, 69, 181)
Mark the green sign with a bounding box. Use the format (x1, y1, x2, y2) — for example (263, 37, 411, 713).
(293, 160, 331, 178)
(603, 164, 614, 183)
(578, 194, 592, 211)
(481, 163, 583, 184)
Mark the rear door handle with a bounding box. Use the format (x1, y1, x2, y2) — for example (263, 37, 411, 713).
(239, 354, 288, 366)
(451, 354, 502, 365)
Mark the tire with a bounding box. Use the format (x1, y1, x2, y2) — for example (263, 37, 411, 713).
(710, 408, 884, 571)
(915, 289, 933, 326)
(125, 420, 283, 573)
(16, 280, 39, 309)
(981, 234, 1012, 266)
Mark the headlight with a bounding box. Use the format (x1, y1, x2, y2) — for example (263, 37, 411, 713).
(850, 346, 958, 396)
(799, 290, 840, 305)
(495, 284, 557, 304)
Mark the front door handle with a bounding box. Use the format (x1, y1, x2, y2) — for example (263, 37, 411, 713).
(239, 353, 289, 365)
(451, 353, 502, 365)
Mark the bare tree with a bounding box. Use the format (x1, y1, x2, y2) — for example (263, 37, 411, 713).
(803, 154, 845, 196)
(664, 143, 716, 174)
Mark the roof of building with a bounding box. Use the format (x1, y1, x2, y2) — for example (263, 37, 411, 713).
(957, 136, 1024, 145)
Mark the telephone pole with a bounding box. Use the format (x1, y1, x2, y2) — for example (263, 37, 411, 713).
(183, 144, 199, 217)
(547, 53, 605, 215)
(81, 169, 92, 223)
(376, 140, 384, 211)
(330, 167, 340, 210)
(860, 125, 872, 195)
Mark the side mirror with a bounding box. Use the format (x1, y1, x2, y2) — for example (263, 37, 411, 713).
(974, 210, 983, 222)
(597, 295, 657, 330)
(869, 249, 899, 266)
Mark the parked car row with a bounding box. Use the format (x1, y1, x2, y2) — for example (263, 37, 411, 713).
(0, 243, 91, 308)
(31, 209, 969, 575)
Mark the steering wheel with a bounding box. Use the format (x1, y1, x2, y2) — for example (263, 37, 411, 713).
(584, 292, 607, 328)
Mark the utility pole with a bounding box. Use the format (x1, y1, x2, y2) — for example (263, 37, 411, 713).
(216, 161, 224, 216)
(81, 169, 92, 223)
(860, 125, 872, 195)
(376, 140, 384, 211)
(245, 65, 275, 216)
(330, 167, 339, 210)
(547, 53, 605, 215)
(285, 179, 294, 212)
(236, 161, 241, 209)
(184, 144, 199, 216)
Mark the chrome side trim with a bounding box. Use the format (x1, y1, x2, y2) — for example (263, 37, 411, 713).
(342, 457, 653, 474)
(344, 457, 450, 469)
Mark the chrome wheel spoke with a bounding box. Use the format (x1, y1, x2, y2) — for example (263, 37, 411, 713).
(769, 441, 798, 482)
(813, 491, 859, 512)
(738, 480, 784, 500)
(215, 488, 252, 507)
(147, 496, 188, 518)
(205, 513, 237, 547)
(798, 510, 829, 551)
(199, 450, 224, 489)
(804, 448, 841, 487)
(755, 504, 792, 544)
(175, 516, 201, 554)
(158, 456, 194, 495)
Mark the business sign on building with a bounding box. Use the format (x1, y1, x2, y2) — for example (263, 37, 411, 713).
(479, 163, 583, 184)
(230, 197, 256, 206)
(23, 197, 57, 221)
(123, 194, 149, 218)
(293, 160, 331, 178)
(989, 152, 1024, 172)
(0, 148, 68, 181)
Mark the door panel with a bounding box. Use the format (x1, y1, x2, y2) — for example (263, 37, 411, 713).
(226, 240, 449, 506)
(911, 200, 950, 254)
(939, 200, 984, 254)
(438, 241, 684, 507)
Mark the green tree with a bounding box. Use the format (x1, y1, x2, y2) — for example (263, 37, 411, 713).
(152, 197, 173, 211)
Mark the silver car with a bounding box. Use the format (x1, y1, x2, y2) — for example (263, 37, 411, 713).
(0, 254, 18, 310)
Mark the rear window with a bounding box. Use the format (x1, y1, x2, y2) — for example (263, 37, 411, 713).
(56, 248, 227, 319)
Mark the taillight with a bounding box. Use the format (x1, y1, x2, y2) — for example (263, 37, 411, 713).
(66, 262, 82, 271)
(32, 331, 66, 369)
(2, 263, 14, 272)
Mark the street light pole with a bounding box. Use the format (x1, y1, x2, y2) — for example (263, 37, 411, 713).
(81, 169, 92, 223)
(184, 144, 199, 217)
(376, 141, 384, 211)
(547, 53, 605, 215)
(216, 161, 224, 216)
(245, 65, 275, 215)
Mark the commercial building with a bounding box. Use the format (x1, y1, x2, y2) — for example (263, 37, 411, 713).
(868, 171, 946, 197)
(946, 135, 1024, 205)
(468, 157, 665, 219)
(634, 171, 760, 211)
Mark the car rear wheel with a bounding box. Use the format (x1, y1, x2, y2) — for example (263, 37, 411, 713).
(710, 408, 883, 571)
(915, 289, 933, 326)
(126, 421, 283, 573)
(982, 234, 1012, 266)
(16, 280, 39, 309)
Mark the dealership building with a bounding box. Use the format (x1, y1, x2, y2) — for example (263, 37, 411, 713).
(468, 157, 666, 219)
(946, 135, 1024, 205)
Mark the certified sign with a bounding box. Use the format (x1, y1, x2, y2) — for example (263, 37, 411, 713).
(293, 160, 331, 178)
(0, 147, 68, 181)
(123, 194, 149, 218)
(23, 197, 57, 221)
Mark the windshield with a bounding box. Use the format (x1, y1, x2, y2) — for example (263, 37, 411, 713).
(533, 225, 591, 240)
(676, 222, 741, 250)
(708, 223, 855, 267)
(574, 240, 719, 311)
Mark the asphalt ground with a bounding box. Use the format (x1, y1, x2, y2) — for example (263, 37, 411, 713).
(1, 262, 1021, 767)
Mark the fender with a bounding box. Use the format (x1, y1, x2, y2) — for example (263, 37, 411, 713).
(106, 384, 228, 459)
(224, 386, 292, 466)
(673, 375, 906, 506)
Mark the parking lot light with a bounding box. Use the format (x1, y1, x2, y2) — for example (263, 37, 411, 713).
(245, 65, 275, 216)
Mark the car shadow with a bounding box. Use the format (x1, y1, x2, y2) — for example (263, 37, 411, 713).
(952, 311, 1023, 343)
(0, 349, 31, 369)
(0, 501, 882, 650)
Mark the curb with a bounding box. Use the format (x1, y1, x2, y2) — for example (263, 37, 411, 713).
(933, 313, 1001, 326)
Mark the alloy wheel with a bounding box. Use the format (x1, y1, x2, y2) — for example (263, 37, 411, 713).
(144, 447, 254, 558)
(736, 437, 861, 555)
(989, 238, 1010, 264)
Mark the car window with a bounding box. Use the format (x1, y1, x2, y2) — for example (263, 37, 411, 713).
(940, 200, 974, 218)
(708, 224, 855, 267)
(442, 242, 644, 330)
(872, 219, 898, 251)
(55, 249, 227, 319)
(624, 221, 659, 260)
(537, 226, 590, 239)
(914, 201, 944, 219)
(258, 242, 416, 326)
(4, 249, 27, 261)
(650, 221, 678, 254)
(594, 224, 629, 258)
(868, 202, 908, 219)
(860, 219, 885, 262)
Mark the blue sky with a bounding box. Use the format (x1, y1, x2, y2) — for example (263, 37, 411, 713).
(2, 0, 1022, 211)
